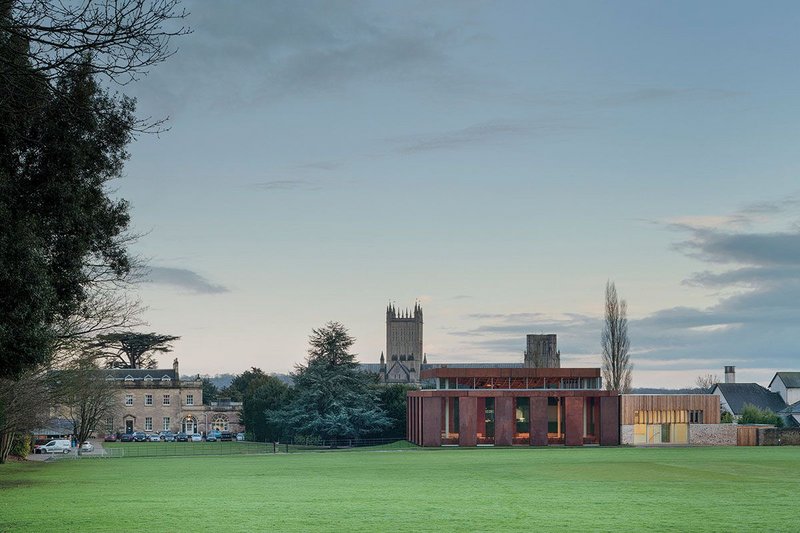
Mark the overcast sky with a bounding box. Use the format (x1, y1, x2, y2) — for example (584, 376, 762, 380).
(115, 0, 800, 387)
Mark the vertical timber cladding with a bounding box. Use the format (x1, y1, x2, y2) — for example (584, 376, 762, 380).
(600, 396, 620, 446)
(458, 396, 478, 447)
(620, 394, 721, 425)
(564, 396, 584, 446)
(529, 397, 548, 446)
(421, 396, 442, 447)
(495, 396, 514, 446)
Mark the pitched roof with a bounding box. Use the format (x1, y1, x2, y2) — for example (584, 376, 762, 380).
(779, 400, 800, 415)
(770, 372, 800, 389)
(715, 383, 788, 415)
(104, 368, 177, 381)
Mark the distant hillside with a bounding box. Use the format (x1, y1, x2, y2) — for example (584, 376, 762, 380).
(183, 373, 294, 388)
(631, 387, 709, 395)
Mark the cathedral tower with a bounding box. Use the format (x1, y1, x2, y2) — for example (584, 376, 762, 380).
(385, 302, 424, 381)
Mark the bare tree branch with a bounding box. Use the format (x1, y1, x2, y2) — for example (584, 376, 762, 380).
(601, 281, 632, 393)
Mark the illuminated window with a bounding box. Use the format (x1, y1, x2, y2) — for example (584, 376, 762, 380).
(211, 415, 229, 431)
(514, 397, 530, 444)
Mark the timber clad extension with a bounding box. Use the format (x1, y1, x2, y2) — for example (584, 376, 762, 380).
(407, 367, 620, 447)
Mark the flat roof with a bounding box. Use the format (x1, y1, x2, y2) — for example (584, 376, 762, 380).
(419, 367, 601, 379)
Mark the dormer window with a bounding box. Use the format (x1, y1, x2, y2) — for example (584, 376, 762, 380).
(161, 375, 171, 382)
(124, 375, 134, 382)
(144, 375, 153, 382)
(106, 375, 115, 381)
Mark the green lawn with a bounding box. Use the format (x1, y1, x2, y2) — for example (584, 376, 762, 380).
(1, 446, 797, 531)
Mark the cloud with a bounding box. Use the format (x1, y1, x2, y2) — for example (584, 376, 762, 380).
(394, 119, 576, 154)
(675, 230, 800, 266)
(247, 180, 320, 192)
(595, 88, 742, 107)
(147, 266, 229, 294)
(631, 194, 800, 371)
(443, 194, 800, 379)
(135, 1, 469, 110)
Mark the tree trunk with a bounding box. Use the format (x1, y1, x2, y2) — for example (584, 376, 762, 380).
(0, 429, 14, 464)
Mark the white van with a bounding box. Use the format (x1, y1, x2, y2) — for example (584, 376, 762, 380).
(36, 439, 72, 454)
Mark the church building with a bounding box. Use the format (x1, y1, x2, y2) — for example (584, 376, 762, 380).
(378, 303, 426, 383)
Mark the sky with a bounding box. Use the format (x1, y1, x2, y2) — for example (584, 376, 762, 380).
(113, 0, 800, 388)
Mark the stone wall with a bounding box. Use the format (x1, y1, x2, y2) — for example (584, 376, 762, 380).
(689, 424, 737, 446)
(621, 425, 634, 445)
(622, 424, 737, 446)
(757, 427, 800, 446)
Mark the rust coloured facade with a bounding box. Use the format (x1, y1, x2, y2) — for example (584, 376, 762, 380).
(407, 367, 620, 447)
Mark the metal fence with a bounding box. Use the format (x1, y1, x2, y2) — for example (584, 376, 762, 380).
(69, 437, 408, 459)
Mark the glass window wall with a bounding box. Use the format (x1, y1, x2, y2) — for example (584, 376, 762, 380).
(513, 397, 530, 444)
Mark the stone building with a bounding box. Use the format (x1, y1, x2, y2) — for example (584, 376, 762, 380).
(378, 303, 426, 383)
(524, 334, 560, 368)
(104, 358, 243, 436)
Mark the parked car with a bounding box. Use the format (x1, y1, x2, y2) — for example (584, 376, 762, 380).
(34, 439, 71, 454)
(120, 433, 135, 442)
(175, 432, 189, 442)
(80, 441, 94, 453)
(160, 431, 175, 442)
(103, 434, 117, 442)
(132, 432, 147, 442)
(205, 432, 217, 442)
(236, 433, 245, 442)
(190, 433, 202, 442)
(148, 434, 161, 442)
(220, 431, 233, 441)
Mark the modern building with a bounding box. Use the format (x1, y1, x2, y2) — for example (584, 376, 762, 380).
(524, 334, 560, 368)
(406, 366, 619, 447)
(620, 394, 722, 445)
(104, 359, 243, 436)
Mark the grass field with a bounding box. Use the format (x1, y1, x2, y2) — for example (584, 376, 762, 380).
(99, 439, 415, 457)
(1, 446, 797, 531)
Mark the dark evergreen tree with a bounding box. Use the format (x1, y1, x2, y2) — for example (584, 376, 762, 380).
(267, 322, 390, 443)
(241, 376, 290, 441)
(377, 384, 415, 439)
(91, 332, 180, 369)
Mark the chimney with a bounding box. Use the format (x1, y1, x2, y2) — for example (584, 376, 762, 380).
(724, 366, 735, 384)
(173, 358, 179, 378)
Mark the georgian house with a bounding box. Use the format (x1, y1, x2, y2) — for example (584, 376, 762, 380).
(106, 359, 243, 436)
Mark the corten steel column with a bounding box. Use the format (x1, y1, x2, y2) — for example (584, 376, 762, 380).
(564, 396, 584, 446)
(422, 396, 442, 447)
(495, 396, 514, 446)
(406, 395, 412, 444)
(459, 396, 478, 447)
(529, 397, 548, 446)
(599, 396, 620, 446)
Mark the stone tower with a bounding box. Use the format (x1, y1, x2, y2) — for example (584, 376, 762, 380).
(384, 302, 424, 380)
(524, 334, 560, 368)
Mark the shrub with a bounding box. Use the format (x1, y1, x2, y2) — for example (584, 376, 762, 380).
(10, 434, 32, 458)
(720, 411, 734, 424)
(739, 404, 784, 427)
